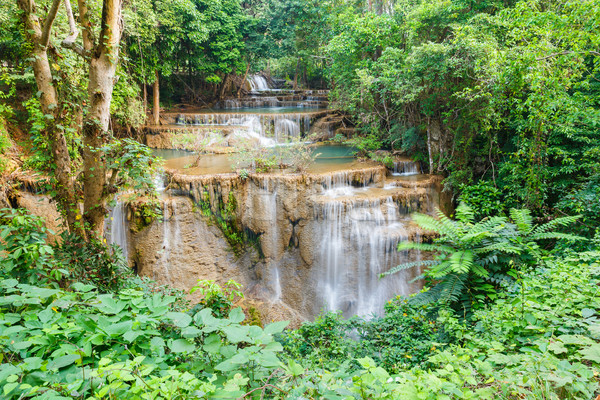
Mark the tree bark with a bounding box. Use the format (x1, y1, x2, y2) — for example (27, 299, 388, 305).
(153, 70, 160, 125)
(219, 74, 232, 99)
(82, 0, 123, 235)
(17, 0, 83, 236)
(237, 62, 251, 98)
(293, 58, 300, 90)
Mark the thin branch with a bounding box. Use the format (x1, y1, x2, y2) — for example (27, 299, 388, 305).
(41, 0, 62, 48)
(77, 0, 95, 51)
(61, 0, 85, 56)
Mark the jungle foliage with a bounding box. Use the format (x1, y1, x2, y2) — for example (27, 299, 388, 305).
(2, 208, 600, 399)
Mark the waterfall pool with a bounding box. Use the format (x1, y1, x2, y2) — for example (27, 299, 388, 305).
(152, 144, 388, 175)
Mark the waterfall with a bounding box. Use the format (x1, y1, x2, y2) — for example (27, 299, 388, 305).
(106, 199, 129, 262)
(157, 199, 182, 285)
(392, 161, 420, 176)
(178, 113, 312, 145)
(247, 179, 282, 302)
(248, 75, 270, 91)
(314, 196, 415, 317)
(274, 119, 301, 141)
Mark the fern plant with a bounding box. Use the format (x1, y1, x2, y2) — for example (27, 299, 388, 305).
(382, 203, 583, 315)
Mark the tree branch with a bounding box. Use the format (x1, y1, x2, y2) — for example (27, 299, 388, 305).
(61, 0, 85, 56)
(77, 0, 95, 51)
(41, 0, 62, 48)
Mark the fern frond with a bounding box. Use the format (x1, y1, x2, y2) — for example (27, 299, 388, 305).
(409, 274, 425, 283)
(510, 208, 533, 235)
(450, 250, 474, 274)
(530, 232, 586, 242)
(410, 284, 443, 306)
(455, 202, 475, 224)
(476, 242, 522, 255)
(470, 263, 490, 278)
(531, 214, 581, 236)
(413, 212, 458, 238)
(475, 216, 511, 233)
(397, 242, 454, 253)
(460, 230, 495, 244)
(379, 260, 440, 278)
(438, 274, 467, 304)
(479, 254, 498, 266)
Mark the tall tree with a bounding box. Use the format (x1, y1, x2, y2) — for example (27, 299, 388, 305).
(16, 0, 127, 237)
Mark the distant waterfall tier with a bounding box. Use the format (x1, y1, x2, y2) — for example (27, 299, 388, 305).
(391, 160, 421, 176)
(172, 112, 315, 143)
(247, 75, 270, 91)
(217, 96, 329, 110)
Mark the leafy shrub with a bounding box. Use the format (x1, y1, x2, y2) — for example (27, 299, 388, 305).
(53, 232, 133, 293)
(458, 180, 504, 219)
(190, 279, 244, 318)
(356, 298, 445, 372)
(280, 311, 361, 370)
(0, 208, 62, 285)
(347, 134, 382, 158)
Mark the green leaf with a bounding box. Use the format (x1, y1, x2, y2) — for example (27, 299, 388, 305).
(105, 320, 133, 337)
(169, 339, 196, 353)
(581, 344, 600, 363)
(167, 312, 192, 328)
(46, 354, 80, 370)
(222, 325, 250, 343)
(228, 307, 245, 324)
(548, 341, 567, 355)
(264, 320, 289, 335)
(582, 308, 595, 318)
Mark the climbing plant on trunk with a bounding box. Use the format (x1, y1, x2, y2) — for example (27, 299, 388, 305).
(17, 0, 156, 239)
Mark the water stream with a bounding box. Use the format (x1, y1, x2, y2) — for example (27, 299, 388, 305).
(118, 84, 442, 321)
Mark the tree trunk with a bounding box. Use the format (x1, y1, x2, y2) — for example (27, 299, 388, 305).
(219, 74, 232, 99)
(143, 81, 147, 117)
(293, 58, 300, 90)
(82, 0, 123, 236)
(17, 0, 83, 236)
(153, 70, 160, 125)
(237, 62, 251, 98)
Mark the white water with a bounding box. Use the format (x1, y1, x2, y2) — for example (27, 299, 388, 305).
(392, 161, 420, 176)
(106, 199, 129, 262)
(248, 75, 270, 91)
(314, 195, 414, 317)
(247, 180, 283, 302)
(157, 200, 182, 285)
(178, 113, 309, 145)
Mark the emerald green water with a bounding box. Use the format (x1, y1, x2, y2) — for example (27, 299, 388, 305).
(152, 144, 366, 175)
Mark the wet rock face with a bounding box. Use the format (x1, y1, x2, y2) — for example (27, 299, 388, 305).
(131, 167, 445, 322)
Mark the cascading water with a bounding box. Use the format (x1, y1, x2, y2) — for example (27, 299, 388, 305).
(157, 199, 182, 285)
(314, 196, 414, 317)
(177, 113, 310, 145)
(246, 179, 282, 302)
(392, 161, 420, 176)
(248, 75, 270, 91)
(105, 198, 130, 262)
